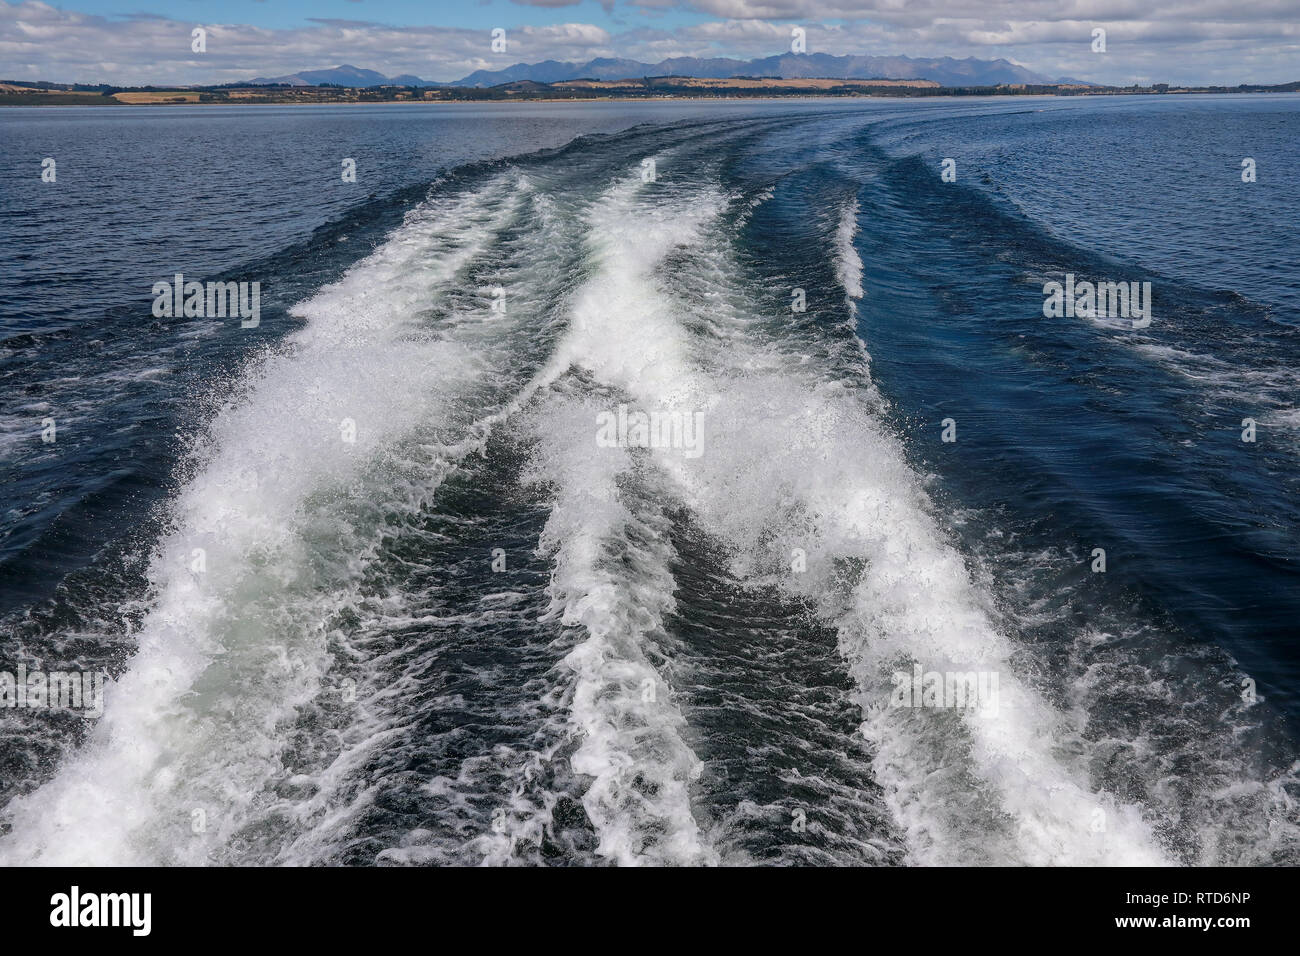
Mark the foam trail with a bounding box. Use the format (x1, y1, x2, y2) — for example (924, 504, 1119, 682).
(835, 199, 865, 302)
(0, 175, 526, 865)
(626, 187, 1172, 865)
(524, 168, 728, 865)
(678, 370, 1169, 863)
(528, 393, 714, 866)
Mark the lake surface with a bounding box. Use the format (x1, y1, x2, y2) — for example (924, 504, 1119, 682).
(1, 95, 1297, 865)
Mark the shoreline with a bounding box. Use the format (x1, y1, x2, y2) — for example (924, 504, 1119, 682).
(4, 88, 1300, 108)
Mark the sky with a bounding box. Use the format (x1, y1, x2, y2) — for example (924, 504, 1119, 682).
(2, 0, 1297, 87)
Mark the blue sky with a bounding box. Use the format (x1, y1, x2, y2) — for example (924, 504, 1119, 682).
(3, 1, 1298, 87)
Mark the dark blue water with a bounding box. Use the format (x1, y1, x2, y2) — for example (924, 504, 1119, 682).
(1, 96, 1296, 865)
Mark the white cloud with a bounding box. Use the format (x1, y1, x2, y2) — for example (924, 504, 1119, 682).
(1, 0, 1295, 86)
(0, 2, 614, 84)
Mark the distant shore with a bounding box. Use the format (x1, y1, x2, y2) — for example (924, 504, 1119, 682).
(2, 76, 1300, 108)
(4, 76, 1298, 107)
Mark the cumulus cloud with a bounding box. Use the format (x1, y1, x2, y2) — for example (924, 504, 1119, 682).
(616, 4, 1300, 84)
(0, 2, 616, 84)
(0, 0, 1295, 86)
(629, 0, 1300, 83)
(635, 0, 1300, 26)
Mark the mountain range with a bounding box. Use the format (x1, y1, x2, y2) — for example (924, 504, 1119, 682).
(247, 55, 1092, 89)
(247, 64, 433, 87)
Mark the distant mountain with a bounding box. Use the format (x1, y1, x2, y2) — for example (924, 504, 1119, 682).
(243, 55, 1094, 90)
(247, 64, 439, 87)
(452, 53, 1091, 88)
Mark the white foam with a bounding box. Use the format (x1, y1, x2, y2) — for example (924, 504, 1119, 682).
(522, 168, 726, 865)
(0, 175, 530, 865)
(527, 394, 715, 866)
(209, 175, 598, 867)
(558, 178, 1171, 865)
(835, 199, 865, 301)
